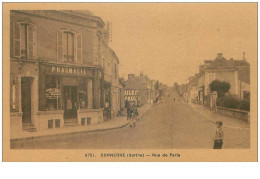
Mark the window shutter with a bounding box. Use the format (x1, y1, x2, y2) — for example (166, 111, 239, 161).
(27, 25, 34, 59)
(33, 25, 37, 59)
(76, 34, 82, 63)
(13, 22, 21, 58)
(57, 30, 63, 61)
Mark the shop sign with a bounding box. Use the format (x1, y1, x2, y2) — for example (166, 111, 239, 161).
(46, 88, 61, 99)
(50, 66, 92, 76)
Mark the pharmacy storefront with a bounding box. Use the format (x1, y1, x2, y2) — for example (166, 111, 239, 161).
(37, 63, 103, 130)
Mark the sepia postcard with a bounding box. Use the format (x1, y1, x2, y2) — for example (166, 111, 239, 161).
(2, 2, 258, 162)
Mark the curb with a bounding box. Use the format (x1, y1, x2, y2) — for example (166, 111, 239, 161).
(10, 120, 132, 142)
(189, 104, 250, 130)
(11, 104, 154, 142)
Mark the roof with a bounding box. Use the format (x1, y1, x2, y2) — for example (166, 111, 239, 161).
(206, 56, 236, 70)
(231, 59, 250, 66)
(125, 75, 151, 90)
(125, 78, 143, 89)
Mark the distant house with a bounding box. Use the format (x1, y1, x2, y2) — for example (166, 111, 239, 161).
(197, 53, 250, 104)
(186, 74, 199, 102)
(123, 73, 154, 106)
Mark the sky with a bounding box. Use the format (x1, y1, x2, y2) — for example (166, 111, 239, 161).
(84, 3, 257, 86)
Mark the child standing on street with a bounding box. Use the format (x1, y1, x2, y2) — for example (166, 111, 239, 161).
(213, 121, 224, 149)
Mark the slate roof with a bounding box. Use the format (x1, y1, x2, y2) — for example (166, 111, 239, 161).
(125, 75, 151, 90)
(206, 56, 236, 70)
(199, 54, 250, 84)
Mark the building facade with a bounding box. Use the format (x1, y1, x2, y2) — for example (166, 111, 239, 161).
(99, 26, 122, 120)
(196, 53, 250, 104)
(123, 73, 154, 107)
(10, 10, 109, 133)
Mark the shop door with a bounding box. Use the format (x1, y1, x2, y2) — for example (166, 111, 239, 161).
(63, 86, 78, 119)
(21, 77, 33, 125)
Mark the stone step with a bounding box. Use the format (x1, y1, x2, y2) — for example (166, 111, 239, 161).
(64, 119, 78, 127)
(22, 123, 37, 132)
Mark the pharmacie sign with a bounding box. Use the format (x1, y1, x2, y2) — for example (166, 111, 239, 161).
(42, 64, 93, 76)
(51, 66, 91, 75)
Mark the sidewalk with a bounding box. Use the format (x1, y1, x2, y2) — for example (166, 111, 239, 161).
(189, 103, 250, 129)
(11, 103, 153, 141)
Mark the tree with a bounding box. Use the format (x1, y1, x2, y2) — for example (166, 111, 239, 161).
(154, 80, 160, 91)
(209, 80, 230, 97)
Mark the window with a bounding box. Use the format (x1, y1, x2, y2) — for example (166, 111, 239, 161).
(87, 79, 93, 109)
(48, 119, 53, 129)
(63, 32, 74, 62)
(81, 118, 85, 126)
(13, 22, 37, 59)
(55, 119, 60, 128)
(45, 76, 62, 110)
(79, 78, 88, 109)
(57, 30, 82, 63)
(87, 117, 91, 125)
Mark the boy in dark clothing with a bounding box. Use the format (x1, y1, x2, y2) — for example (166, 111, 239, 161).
(213, 121, 224, 149)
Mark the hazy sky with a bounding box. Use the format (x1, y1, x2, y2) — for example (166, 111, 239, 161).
(85, 3, 257, 85)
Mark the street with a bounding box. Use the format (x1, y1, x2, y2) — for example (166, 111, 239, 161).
(11, 92, 250, 149)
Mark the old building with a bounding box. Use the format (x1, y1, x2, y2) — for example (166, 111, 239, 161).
(10, 10, 109, 133)
(186, 74, 199, 102)
(123, 73, 154, 106)
(196, 53, 250, 104)
(98, 26, 122, 120)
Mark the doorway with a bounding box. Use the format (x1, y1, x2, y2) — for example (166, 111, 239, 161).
(21, 77, 33, 126)
(63, 86, 78, 119)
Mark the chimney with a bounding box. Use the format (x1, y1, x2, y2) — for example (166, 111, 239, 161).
(128, 74, 135, 79)
(217, 53, 223, 59)
(243, 51, 246, 61)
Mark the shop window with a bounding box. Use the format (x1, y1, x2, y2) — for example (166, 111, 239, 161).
(81, 118, 85, 126)
(87, 80, 93, 109)
(79, 78, 88, 109)
(48, 119, 53, 129)
(45, 76, 62, 110)
(87, 117, 91, 125)
(55, 119, 60, 128)
(13, 22, 37, 59)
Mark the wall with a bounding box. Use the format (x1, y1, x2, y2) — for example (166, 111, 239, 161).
(77, 109, 103, 125)
(217, 106, 249, 122)
(10, 112, 23, 133)
(239, 81, 250, 100)
(204, 70, 238, 97)
(36, 110, 64, 130)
